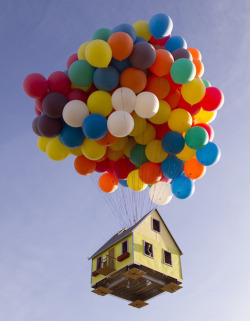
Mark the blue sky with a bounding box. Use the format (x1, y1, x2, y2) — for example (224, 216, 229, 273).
(0, 0, 250, 320)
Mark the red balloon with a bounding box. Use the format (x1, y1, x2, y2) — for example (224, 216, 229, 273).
(67, 53, 78, 70)
(152, 122, 171, 140)
(160, 175, 172, 183)
(201, 87, 224, 111)
(66, 89, 88, 103)
(149, 35, 170, 46)
(47, 71, 71, 96)
(113, 158, 136, 179)
(107, 160, 115, 174)
(194, 123, 214, 141)
(178, 96, 201, 116)
(35, 96, 45, 112)
(34, 106, 41, 116)
(95, 158, 110, 173)
(23, 73, 48, 98)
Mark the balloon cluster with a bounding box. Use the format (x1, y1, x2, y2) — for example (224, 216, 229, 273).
(24, 13, 223, 206)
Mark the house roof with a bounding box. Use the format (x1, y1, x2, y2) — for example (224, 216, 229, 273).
(89, 209, 182, 259)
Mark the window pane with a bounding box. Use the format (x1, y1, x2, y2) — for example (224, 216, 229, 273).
(164, 251, 172, 265)
(144, 242, 153, 258)
(122, 241, 128, 254)
(152, 219, 160, 232)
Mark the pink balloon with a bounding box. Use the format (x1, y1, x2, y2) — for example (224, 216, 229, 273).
(201, 87, 224, 111)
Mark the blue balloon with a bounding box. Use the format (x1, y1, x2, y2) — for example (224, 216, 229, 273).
(82, 114, 107, 140)
(93, 66, 120, 91)
(196, 142, 221, 166)
(171, 175, 195, 199)
(59, 124, 85, 148)
(149, 13, 173, 39)
(161, 155, 184, 179)
(162, 131, 185, 154)
(110, 58, 131, 73)
(134, 36, 147, 44)
(119, 179, 128, 187)
(112, 23, 136, 42)
(165, 36, 187, 53)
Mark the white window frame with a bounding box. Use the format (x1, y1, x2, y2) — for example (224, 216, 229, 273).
(144, 241, 154, 259)
(121, 239, 128, 254)
(96, 255, 102, 270)
(163, 249, 172, 266)
(152, 217, 161, 234)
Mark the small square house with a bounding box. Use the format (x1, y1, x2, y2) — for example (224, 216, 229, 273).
(89, 209, 183, 308)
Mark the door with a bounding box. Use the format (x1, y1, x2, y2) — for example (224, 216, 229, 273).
(108, 248, 115, 269)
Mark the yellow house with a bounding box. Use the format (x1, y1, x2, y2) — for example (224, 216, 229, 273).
(89, 209, 183, 308)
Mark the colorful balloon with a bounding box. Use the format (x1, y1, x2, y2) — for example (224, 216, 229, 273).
(133, 20, 151, 41)
(185, 126, 209, 150)
(120, 67, 147, 94)
(135, 92, 159, 118)
(85, 40, 112, 67)
(46, 137, 69, 161)
(170, 58, 196, 84)
(168, 108, 192, 133)
(68, 60, 94, 87)
(196, 142, 221, 166)
(129, 42, 156, 69)
(161, 155, 184, 179)
(127, 170, 147, 191)
(74, 155, 96, 175)
(112, 87, 136, 113)
(184, 157, 206, 179)
(149, 182, 173, 205)
(149, 13, 173, 39)
(139, 162, 162, 184)
(162, 131, 185, 154)
(108, 32, 134, 61)
(47, 71, 71, 96)
(62, 100, 89, 127)
(37, 115, 63, 138)
(165, 36, 187, 53)
(59, 124, 85, 148)
(201, 87, 224, 111)
(42, 93, 68, 119)
(134, 123, 156, 145)
(107, 111, 134, 137)
(130, 144, 148, 167)
(81, 138, 106, 160)
(149, 49, 174, 77)
(93, 66, 119, 91)
(23, 73, 48, 98)
(181, 78, 206, 105)
(98, 173, 118, 193)
(145, 140, 168, 163)
(82, 114, 108, 140)
(171, 175, 195, 199)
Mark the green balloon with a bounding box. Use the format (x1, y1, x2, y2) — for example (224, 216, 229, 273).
(170, 58, 196, 84)
(92, 28, 112, 41)
(202, 79, 211, 88)
(68, 60, 94, 87)
(185, 127, 209, 150)
(130, 144, 148, 167)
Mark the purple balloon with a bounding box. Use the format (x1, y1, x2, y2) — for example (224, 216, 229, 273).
(42, 92, 68, 118)
(129, 42, 156, 69)
(32, 116, 41, 136)
(172, 48, 193, 61)
(37, 115, 63, 138)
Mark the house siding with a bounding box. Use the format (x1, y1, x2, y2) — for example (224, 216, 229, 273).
(91, 234, 133, 286)
(133, 210, 182, 281)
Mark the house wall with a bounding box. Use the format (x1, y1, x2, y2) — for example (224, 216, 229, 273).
(91, 233, 133, 286)
(133, 210, 183, 282)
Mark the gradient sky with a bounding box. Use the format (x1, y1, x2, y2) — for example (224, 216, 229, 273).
(0, 0, 250, 320)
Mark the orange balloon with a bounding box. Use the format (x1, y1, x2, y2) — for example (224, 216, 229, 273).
(97, 131, 118, 146)
(139, 162, 162, 184)
(149, 49, 174, 77)
(74, 155, 96, 175)
(146, 75, 170, 99)
(98, 173, 118, 193)
(164, 88, 181, 109)
(193, 58, 204, 77)
(120, 67, 147, 94)
(184, 157, 206, 179)
(187, 47, 202, 60)
(107, 32, 134, 61)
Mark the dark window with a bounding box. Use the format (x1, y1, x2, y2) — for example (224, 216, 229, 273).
(144, 241, 154, 258)
(163, 250, 172, 266)
(152, 218, 160, 233)
(96, 256, 102, 270)
(122, 240, 128, 254)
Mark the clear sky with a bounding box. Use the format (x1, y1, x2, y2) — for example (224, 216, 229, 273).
(0, 0, 250, 320)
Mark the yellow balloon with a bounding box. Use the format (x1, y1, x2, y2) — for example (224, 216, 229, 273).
(69, 146, 82, 156)
(132, 20, 152, 41)
(71, 82, 91, 92)
(108, 149, 123, 161)
(127, 169, 147, 191)
(77, 41, 90, 60)
(181, 78, 206, 105)
(129, 112, 147, 136)
(176, 144, 196, 161)
(87, 90, 113, 117)
(110, 137, 128, 151)
(37, 136, 52, 153)
(168, 108, 192, 133)
(145, 140, 168, 163)
(194, 108, 217, 124)
(135, 123, 156, 145)
(123, 137, 136, 158)
(46, 138, 70, 161)
(149, 100, 171, 124)
(81, 138, 106, 160)
(85, 40, 112, 68)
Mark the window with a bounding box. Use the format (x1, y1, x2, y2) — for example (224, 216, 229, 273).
(163, 250, 172, 266)
(144, 241, 154, 258)
(122, 240, 128, 254)
(96, 256, 102, 270)
(152, 218, 161, 233)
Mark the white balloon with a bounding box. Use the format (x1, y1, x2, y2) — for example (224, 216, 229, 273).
(107, 111, 134, 138)
(62, 100, 89, 127)
(135, 92, 159, 119)
(149, 182, 173, 205)
(112, 87, 136, 113)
